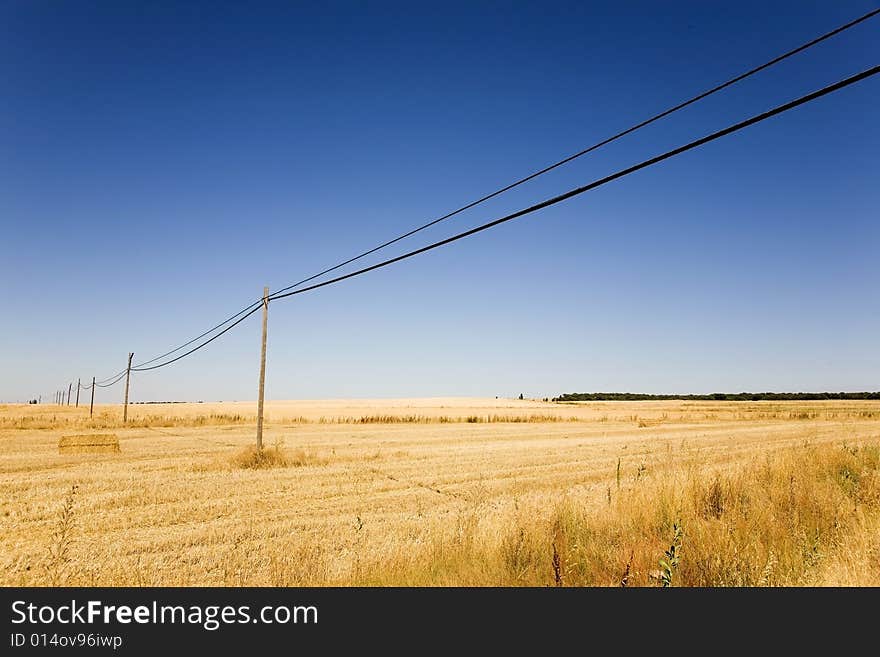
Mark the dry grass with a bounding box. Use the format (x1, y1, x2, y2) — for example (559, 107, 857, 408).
(45, 484, 78, 586)
(2, 398, 879, 586)
(58, 434, 120, 454)
(324, 413, 580, 424)
(230, 442, 327, 470)
(0, 410, 588, 429)
(231, 444, 290, 469)
(395, 441, 880, 587)
(1, 410, 252, 431)
(5, 398, 877, 432)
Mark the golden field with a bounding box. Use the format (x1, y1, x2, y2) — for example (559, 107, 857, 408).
(1, 398, 879, 586)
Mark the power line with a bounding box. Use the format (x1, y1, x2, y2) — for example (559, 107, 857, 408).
(123, 65, 879, 374)
(267, 66, 879, 303)
(95, 371, 127, 388)
(131, 304, 263, 372)
(84, 295, 262, 381)
(265, 7, 879, 300)
(88, 7, 879, 382)
(95, 369, 127, 385)
(131, 300, 263, 369)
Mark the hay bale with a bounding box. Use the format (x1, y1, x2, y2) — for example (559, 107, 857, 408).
(59, 433, 120, 454)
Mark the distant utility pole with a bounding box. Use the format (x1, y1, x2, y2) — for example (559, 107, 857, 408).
(89, 376, 95, 418)
(75, 378, 80, 407)
(67, 383, 72, 406)
(123, 352, 134, 423)
(255, 286, 269, 452)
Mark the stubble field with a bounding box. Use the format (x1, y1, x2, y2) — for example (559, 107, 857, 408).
(2, 398, 879, 587)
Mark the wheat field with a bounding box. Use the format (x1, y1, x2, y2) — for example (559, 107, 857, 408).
(1, 398, 878, 586)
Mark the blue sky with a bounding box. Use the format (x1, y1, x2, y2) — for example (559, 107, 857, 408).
(2, 1, 878, 402)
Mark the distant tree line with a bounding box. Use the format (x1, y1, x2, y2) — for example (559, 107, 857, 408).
(552, 392, 880, 402)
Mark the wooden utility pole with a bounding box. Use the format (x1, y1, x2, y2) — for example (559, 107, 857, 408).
(255, 286, 269, 451)
(89, 376, 96, 417)
(75, 378, 80, 407)
(67, 383, 72, 406)
(123, 352, 134, 423)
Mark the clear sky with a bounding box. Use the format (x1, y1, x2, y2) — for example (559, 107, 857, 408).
(2, 1, 878, 403)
